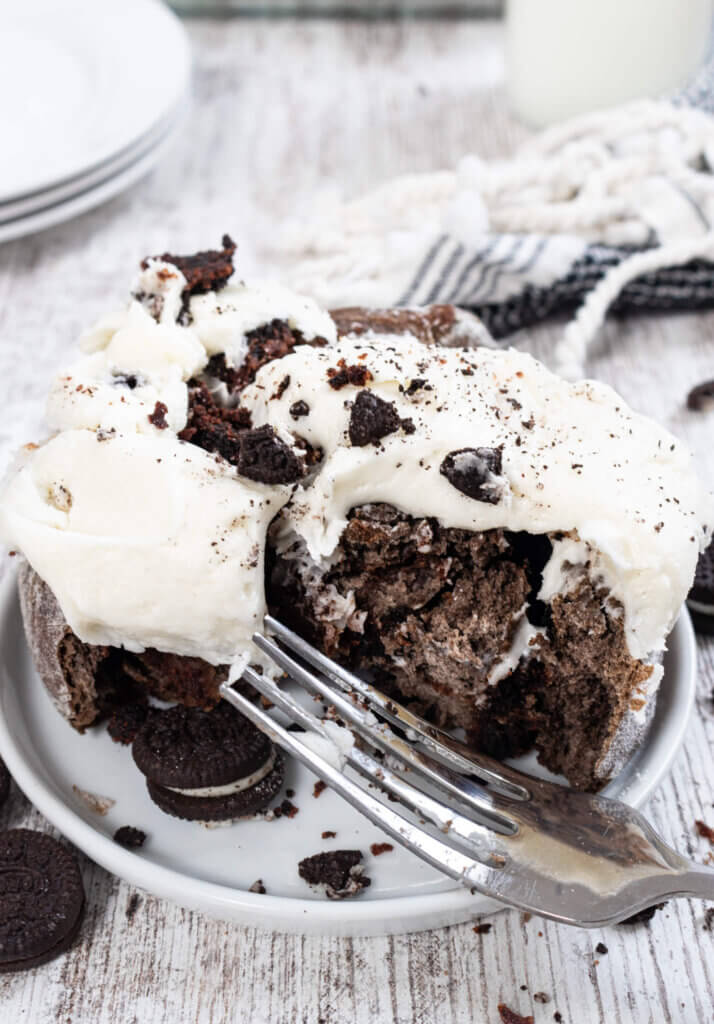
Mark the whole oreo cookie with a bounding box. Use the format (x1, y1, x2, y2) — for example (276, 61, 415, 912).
(0, 759, 10, 809)
(132, 703, 284, 822)
(0, 829, 85, 972)
(688, 538, 714, 635)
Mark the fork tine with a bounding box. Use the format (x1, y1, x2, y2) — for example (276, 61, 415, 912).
(218, 679, 500, 893)
(252, 632, 517, 836)
(240, 666, 509, 864)
(264, 615, 528, 801)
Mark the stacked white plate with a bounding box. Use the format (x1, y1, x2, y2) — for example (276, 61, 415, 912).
(0, 0, 191, 244)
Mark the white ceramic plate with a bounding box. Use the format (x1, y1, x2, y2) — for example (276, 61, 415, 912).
(0, 568, 697, 937)
(0, 105, 187, 245)
(0, 0, 191, 201)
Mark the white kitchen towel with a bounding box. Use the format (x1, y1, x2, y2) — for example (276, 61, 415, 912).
(279, 47, 714, 379)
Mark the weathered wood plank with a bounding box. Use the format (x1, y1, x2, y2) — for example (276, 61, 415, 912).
(0, 16, 712, 1024)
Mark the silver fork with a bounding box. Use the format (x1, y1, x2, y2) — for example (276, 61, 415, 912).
(219, 615, 714, 927)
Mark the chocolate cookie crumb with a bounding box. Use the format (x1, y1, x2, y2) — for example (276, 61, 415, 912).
(696, 819, 714, 843)
(273, 798, 299, 819)
(595, 942, 608, 954)
(349, 390, 402, 447)
(619, 902, 666, 925)
(290, 400, 310, 419)
(440, 447, 503, 504)
(107, 703, 149, 745)
(554, 1013, 563, 1022)
(272, 375, 291, 400)
(179, 380, 251, 466)
(321, 830, 337, 839)
(313, 780, 327, 798)
(472, 922, 492, 934)
(249, 879, 266, 894)
(143, 235, 236, 297)
(328, 360, 373, 391)
(370, 842, 393, 856)
(534, 993, 550, 1004)
(688, 539, 714, 635)
(238, 425, 304, 484)
(0, 759, 10, 808)
(113, 826, 147, 849)
(703, 908, 714, 931)
(298, 850, 371, 899)
(148, 401, 169, 430)
(687, 380, 714, 411)
(498, 1005, 534, 1024)
(126, 893, 141, 921)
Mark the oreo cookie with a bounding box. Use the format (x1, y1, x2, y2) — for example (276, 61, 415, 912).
(0, 759, 10, 809)
(0, 829, 85, 972)
(132, 703, 284, 822)
(687, 538, 714, 635)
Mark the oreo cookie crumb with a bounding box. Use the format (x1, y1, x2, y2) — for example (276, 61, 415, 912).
(273, 799, 299, 819)
(348, 390, 404, 447)
(298, 850, 370, 899)
(313, 780, 327, 798)
(688, 539, 714, 634)
(619, 902, 666, 925)
(148, 401, 169, 430)
(687, 379, 714, 411)
(554, 1014, 563, 1022)
(143, 235, 236, 298)
(238, 425, 304, 484)
(113, 826, 147, 849)
(696, 819, 714, 843)
(370, 842, 393, 856)
(595, 942, 608, 954)
(126, 893, 141, 921)
(440, 447, 503, 504)
(286, 788, 295, 799)
(534, 993, 550, 1004)
(289, 400, 310, 419)
(321, 831, 337, 839)
(249, 879, 266, 894)
(328, 360, 373, 391)
(497, 1005, 533, 1024)
(272, 375, 291, 400)
(0, 830, 85, 972)
(0, 759, 10, 808)
(107, 703, 149, 745)
(703, 908, 714, 931)
(472, 923, 492, 934)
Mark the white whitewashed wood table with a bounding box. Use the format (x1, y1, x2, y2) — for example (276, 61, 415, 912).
(1, 16, 714, 1024)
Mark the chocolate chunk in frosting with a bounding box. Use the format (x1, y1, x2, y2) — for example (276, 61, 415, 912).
(348, 390, 402, 447)
(440, 447, 504, 504)
(237, 425, 305, 484)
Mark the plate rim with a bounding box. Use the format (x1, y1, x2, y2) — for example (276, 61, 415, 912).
(0, 566, 697, 936)
(0, 0, 191, 203)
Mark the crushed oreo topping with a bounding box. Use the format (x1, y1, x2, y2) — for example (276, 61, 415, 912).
(440, 447, 504, 504)
(237, 425, 305, 484)
(207, 319, 323, 395)
(298, 850, 371, 899)
(289, 400, 310, 420)
(249, 879, 266, 894)
(111, 372, 143, 390)
(143, 234, 236, 298)
(113, 826, 147, 849)
(348, 390, 412, 447)
(148, 401, 169, 430)
(327, 359, 373, 391)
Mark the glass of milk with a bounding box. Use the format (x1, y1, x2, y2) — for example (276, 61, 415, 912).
(506, 0, 714, 126)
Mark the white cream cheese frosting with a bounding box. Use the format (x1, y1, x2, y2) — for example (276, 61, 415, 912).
(241, 334, 712, 664)
(0, 259, 711, 685)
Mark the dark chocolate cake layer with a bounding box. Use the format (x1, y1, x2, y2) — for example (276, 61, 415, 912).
(268, 504, 652, 790)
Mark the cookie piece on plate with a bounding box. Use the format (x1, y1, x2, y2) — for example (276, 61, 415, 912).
(687, 538, 714, 635)
(298, 850, 371, 899)
(0, 829, 84, 972)
(132, 703, 284, 822)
